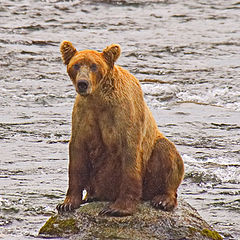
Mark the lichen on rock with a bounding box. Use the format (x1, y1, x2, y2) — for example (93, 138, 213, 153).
(39, 199, 223, 240)
(39, 215, 79, 237)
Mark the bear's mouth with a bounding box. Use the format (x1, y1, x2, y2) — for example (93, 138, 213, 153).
(77, 90, 89, 96)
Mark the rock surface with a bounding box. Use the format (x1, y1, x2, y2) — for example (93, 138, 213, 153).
(39, 199, 222, 240)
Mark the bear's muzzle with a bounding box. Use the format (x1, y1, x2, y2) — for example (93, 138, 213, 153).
(76, 80, 90, 95)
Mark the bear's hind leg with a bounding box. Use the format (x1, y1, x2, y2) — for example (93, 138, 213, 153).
(143, 137, 184, 211)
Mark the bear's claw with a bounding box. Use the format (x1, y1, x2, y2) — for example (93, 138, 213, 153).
(99, 208, 116, 216)
(152, 200, 168, 210)
(99, 206, 131, 217)
(151, 194, 177, 211)
(56, 203, 74, 213)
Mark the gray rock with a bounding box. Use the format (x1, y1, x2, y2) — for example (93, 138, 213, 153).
(39, 199, 223, 240)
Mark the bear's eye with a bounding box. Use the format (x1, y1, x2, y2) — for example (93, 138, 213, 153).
(90, 63, 97, 72)
(73, 63, 80, 71)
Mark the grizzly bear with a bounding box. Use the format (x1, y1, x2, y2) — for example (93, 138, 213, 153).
(56, 41, 184, 216)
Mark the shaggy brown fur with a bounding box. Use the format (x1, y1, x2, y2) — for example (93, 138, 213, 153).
(56, 41, 184, 216)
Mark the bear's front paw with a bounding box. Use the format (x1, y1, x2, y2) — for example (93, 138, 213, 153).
(99, 205, 132, 217)
(99, 200, 136, 217)
(56, 202, 75, 212)
(56, 196, 82, 213)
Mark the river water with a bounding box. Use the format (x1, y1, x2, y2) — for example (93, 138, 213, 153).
(0, 0, 239, 239)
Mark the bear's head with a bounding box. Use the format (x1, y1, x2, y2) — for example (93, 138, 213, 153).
(60, 41, 121, 96)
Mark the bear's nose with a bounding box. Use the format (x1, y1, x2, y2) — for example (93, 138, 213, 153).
(77, 80, 89, 92)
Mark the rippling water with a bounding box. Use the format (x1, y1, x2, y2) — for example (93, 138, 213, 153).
(0, 0, 239, 239)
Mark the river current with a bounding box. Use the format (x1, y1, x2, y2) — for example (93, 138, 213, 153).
(0, 0, 239, 239)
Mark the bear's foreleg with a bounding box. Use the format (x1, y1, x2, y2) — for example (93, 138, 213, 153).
(57, 141, 89, 212)
(99, 152, 143, 216)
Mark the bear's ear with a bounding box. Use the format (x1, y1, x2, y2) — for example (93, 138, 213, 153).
(102, 44, 121, 68)
(60, 41, 77, 65)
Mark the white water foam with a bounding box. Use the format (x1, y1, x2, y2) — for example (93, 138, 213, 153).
(177, 87, 240, 111)
(182, 154, 240, 185)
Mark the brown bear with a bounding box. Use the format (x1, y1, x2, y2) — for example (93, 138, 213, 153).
(56, 41, 184, 216)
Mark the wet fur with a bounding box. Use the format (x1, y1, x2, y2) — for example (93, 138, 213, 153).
(57, 41, 184, 216)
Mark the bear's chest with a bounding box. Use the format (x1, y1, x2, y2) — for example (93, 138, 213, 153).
(73, 102, 121, 154)
(77, 107, 122, 175)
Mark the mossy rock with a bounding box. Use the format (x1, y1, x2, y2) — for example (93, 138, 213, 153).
(39, 199, 222, 240)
